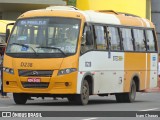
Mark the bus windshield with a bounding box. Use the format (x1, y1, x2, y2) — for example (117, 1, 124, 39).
(6, 17, 80, 58)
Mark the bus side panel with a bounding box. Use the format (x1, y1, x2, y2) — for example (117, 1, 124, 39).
(147, 53, 151, 89)
(124, 53, 147, 92)
(149, 53, 158, 88)
(78, 51, 124, 94)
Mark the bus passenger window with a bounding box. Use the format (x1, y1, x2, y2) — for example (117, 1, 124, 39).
(133, 29, 146, 51)
(81, 26, 94, 53)
(94, 26, 107, 50)
(107, 27, 120, 51)
(146, 30, 156, 51)
(0, 35, 5, 44)
(121, 28, 133, 51)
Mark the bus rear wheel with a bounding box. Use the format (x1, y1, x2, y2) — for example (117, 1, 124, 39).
(13, 93, 28, 105)
(115, 80, 136, 103)
(75, 80, 89, 105)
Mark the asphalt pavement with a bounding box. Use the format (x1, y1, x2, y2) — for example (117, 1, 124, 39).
(0, 91, 160, 120)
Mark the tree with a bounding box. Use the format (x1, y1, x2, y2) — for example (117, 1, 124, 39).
(67, 0, 76, 6)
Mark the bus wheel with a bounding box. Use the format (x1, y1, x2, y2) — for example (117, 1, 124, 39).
(115, 80, 136, 103)
(75, 80, 89, 105)
(127, 80, 136, 102)
(13, 93, 28, 105)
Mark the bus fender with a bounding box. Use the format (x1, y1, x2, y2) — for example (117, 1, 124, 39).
(130, 73, 140, 91)
(80, 72, 94, 95)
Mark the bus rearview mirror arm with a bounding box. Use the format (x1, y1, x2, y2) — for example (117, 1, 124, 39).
(6, 29, 10, 43)
(6, 22, 15, 42)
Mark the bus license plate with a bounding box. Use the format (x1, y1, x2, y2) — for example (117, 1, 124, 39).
(27, 78, 41, 83)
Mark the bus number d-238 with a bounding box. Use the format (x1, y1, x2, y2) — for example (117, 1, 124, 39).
(21, 62, 33, 67)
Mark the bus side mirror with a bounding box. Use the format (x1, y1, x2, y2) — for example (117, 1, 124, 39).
(6, 29, 10, 42)
(6, 22, 15, 42)
(86, 31, 93, 45)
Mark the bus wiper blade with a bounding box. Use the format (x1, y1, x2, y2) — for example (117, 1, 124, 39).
(36, 46, 67, 56)
(9, 43, 38, 56)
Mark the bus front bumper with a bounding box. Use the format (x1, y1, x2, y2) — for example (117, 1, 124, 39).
(3, 72, 78, 94)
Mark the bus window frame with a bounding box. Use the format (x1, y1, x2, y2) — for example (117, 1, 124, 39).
(145, 29, 158, 53)
(93, 25, 107, 50)
(80, 22, 95, 55)
(131, 29, 136, 51)
(119, 27, 134, 52)
(81, 22, 158, 56)
(132, 28, 147, 52)
(117, 26, 157, 53)
(153, 29, 158, 52)
(106, 26, 122, 52)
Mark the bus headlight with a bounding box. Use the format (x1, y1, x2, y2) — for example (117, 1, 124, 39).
(58, 68, 77, 75)
(3, 67, 14, 74)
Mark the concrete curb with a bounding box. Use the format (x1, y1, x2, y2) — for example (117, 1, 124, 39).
(144, 79, 160, 93)
(145, 87, 160, 93)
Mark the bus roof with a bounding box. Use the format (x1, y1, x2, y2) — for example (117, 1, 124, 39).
(18, 6, 154, 28)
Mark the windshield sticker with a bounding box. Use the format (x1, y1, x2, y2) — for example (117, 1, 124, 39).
(20, 20, 47, 26)
(17, 36, 27, 41)
(21, 46, 28, 51)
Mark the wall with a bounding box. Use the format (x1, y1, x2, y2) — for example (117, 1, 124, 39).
(76, 0, 150, 19)
(151, 0, 160, 51)
(2, 12, 22, 20)
(0, 0, 67, 20)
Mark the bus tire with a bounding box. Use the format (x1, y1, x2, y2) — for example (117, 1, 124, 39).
(127, 80, 136, 102)
(75, 80, 89, 105)
(116, 80, 136, 103)
(13, 93, 28, 105)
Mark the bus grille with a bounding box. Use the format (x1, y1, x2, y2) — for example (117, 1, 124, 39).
(21, 82, 49, 88)
(18, 70, 53, 77)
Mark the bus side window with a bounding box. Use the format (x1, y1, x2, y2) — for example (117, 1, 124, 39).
(133, 29, 146, 51)
(146, 30, 156, 52)
(94, 25, 107, 50)
(107, 27, 121, 51)
(0, 35, 5, 44)
(121, 28, 134, 51)
(81, 25, 94, 53)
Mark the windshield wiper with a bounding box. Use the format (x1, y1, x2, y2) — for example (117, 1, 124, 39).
(36, 46, 67, 56)
(9, 43, 38, 56)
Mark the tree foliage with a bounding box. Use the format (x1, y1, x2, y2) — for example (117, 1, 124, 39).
(67, 0, 76, 6)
